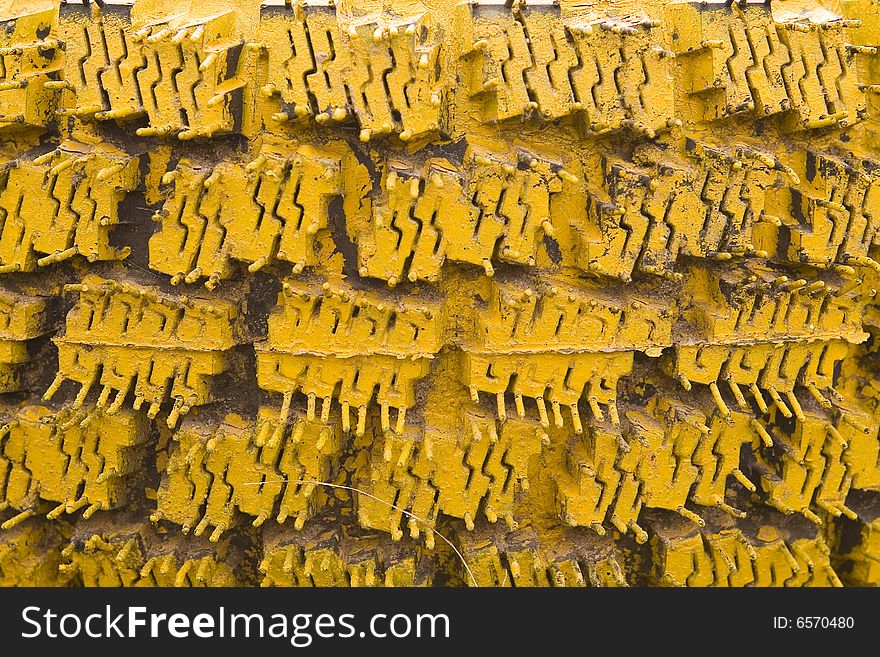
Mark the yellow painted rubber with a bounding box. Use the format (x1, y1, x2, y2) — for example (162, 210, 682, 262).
(1, 0, 880, 587)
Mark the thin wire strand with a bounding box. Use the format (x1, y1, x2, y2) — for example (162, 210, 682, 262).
(242, 478, 478, 587)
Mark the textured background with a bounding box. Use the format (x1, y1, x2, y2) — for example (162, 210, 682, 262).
(1, 0, 879, 587)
